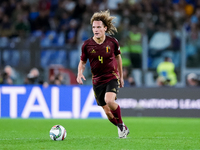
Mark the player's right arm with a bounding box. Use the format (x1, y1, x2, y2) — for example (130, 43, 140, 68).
(77, 60, 87, 84)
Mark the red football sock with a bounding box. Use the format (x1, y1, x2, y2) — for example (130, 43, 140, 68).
(108, 117, 118, 126)
(111, 105, 123, 124)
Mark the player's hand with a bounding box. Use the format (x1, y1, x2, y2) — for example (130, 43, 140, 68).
(76, 74, 86, 84)
(120, 77, 124, 88)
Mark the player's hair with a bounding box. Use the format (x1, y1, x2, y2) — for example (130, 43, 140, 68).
(90, 10, 117, 35)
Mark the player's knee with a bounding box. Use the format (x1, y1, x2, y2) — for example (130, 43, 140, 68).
(105, 99, 112, 106)
(105, 93, 116, 105)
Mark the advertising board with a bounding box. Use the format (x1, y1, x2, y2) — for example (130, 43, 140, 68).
(0, 86, 199, 118)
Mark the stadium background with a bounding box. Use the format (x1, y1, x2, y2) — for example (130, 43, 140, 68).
(0, 0, 200, 118)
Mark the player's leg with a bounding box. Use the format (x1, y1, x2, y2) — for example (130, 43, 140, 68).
(93, 80, 129, 138)
(105, 79, 130, 138)
(105, 79, 123, 124)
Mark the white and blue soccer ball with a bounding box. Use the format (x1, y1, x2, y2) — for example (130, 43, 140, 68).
(49, 125, 67, 141)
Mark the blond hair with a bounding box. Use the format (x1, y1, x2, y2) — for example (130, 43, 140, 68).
(90, 10, 117, 35)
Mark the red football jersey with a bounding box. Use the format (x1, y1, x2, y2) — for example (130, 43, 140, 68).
(81, 36, 121, 85)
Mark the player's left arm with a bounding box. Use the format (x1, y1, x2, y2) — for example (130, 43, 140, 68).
(115, 54, 124, 87)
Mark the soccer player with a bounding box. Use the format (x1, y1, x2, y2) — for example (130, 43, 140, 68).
(76, 10, 129, 138)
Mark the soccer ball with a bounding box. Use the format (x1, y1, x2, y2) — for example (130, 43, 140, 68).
(49, 125, 67, 141)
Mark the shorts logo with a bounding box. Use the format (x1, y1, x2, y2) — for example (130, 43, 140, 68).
(111, 88, 116, 92)
(106, 46, 110, 53)
(91, 49, 96, 53)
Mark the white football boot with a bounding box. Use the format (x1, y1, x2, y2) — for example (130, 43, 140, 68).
(117, 124, 127, 138)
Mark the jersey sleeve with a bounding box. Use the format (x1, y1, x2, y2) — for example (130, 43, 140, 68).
(113, 38, 121, 56)
(80, 42, 87, 61)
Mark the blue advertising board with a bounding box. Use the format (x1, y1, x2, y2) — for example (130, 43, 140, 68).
(0, 85, 106, 118)
(1, 86, 200, 118)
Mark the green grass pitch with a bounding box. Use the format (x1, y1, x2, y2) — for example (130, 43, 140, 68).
(0, 117, 200, 150)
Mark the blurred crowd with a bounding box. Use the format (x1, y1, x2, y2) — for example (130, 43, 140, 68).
(0, 0, 200, 87)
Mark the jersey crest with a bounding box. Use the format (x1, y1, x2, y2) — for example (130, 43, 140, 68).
(106, 46, 111, 53)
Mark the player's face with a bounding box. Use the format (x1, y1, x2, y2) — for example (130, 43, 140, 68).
(92, 21, 107, 39)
